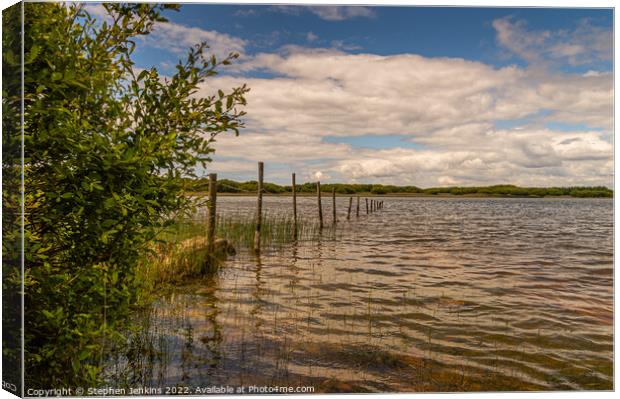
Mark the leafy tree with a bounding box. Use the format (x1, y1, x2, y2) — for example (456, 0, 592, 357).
(2, 3, 24, 393)
(370, 185, 388, 195)
(3, 2, 247, 387)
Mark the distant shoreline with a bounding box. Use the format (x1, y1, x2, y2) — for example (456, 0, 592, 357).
(191, 192, 612, 199)
(185, 179, 612, 199)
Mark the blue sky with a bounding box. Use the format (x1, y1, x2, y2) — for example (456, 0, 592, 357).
(135, 5, 612, 73)
(87, 3, 613, 187)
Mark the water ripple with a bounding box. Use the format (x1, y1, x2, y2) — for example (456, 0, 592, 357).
(105, 197, 613, 392)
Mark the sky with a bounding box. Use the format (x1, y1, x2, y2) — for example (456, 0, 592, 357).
(86, 2, 613, 187)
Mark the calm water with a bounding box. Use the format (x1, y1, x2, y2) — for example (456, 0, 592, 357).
(105, 197, 613, 392)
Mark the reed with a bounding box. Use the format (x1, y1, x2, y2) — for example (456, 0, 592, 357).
(136, 212, 337, 288)
(136, 233, 217, 288)
(216, 212, 336, 249)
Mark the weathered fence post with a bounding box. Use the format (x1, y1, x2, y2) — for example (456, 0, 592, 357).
(317, 181, 323, 229)
(347, 197, 352, 220)
(365, 198, 369, 214)
(253, 162, 264, 253)
(207, 173, 217, 255)
(356, 196, 360, 217)
(332, 187, 337, 224)
(292, 172, 297, 239)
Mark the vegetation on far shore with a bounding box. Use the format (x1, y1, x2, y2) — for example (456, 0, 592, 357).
(187, 178, 613, 198)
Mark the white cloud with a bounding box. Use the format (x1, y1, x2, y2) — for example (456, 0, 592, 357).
(307, 6, 375, 21)
(200, 46, 612, 187)
(84, 3, 612, 188)
(492, 17, 612, 67)
(82, 3, 246, 60)
(330, 40, 362, 51)
(333, 127, 612, 187)
(271, 5, 375, 21)
(233, 8, 258, 18)
(438, 176, 457, 185)
(217, 48, 612, 135)
(146, 21, 246, 60)
(306, 31, 319, 43)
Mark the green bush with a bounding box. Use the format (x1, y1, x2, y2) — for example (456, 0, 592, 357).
(2, 4, 23, 392)
(3, 2, 247, 387)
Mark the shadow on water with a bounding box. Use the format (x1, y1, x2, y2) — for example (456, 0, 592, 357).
(103, 197, 613, 392)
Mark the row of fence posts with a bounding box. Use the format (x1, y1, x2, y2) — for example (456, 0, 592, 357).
(205, 161, 386, 254)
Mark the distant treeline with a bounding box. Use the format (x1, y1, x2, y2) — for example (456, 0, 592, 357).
(186, 179, 612, 198)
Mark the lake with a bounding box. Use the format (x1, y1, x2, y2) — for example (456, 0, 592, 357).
(105, 196, 613, 392)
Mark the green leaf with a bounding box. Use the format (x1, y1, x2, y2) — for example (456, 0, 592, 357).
(137, 69, 149, 81)
(26, 44, 41, 64)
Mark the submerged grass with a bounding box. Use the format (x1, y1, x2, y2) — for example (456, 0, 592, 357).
(136, 235, 214, 287)
(136, 211, 337, 288)
(216, 212, 337, 249)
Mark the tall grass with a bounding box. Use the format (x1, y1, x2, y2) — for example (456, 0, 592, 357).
(136, 236, 215, 287)
(216, 212, 336, 249)
(136, 211, 337, 288)
(156, 211, 336, 249)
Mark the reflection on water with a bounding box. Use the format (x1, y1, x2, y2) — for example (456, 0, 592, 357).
(105, 197, 613, 392)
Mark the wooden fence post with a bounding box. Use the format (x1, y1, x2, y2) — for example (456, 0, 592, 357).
(317, 181, 323, 229)
(292, 172, 297, 239)
(332, 187, 337, 224)
(347, 197, 352, 220)
(253, 162, 264, 253)
(356, 196, 360, 217)
(365, 198, 369, 214)
(207, 173, 217, 255)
